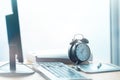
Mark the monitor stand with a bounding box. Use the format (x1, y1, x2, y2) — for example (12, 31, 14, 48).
(0, 62, 34, 76)
(0, 45, 34, 76)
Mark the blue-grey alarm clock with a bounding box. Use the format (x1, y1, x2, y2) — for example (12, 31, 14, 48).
(68, 34, 91, 64)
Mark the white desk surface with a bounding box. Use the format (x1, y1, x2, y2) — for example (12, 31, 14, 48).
(0, 62, 120, 80)
(0, 71, 120, 80)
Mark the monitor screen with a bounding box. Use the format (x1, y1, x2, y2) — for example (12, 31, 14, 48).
(6, 0, 23, 63)
(5, 0, 23, 71)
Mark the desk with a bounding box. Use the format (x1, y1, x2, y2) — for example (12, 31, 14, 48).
(0, 69, 120, 80)
(0, 63, 120, 80)
(0, 72, 120, 80)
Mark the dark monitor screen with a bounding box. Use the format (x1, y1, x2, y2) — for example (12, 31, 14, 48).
(6, 0, 23, 71)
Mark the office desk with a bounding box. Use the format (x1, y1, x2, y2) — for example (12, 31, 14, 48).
(0, 70, 120, 80)
(0, 62, 120, 80)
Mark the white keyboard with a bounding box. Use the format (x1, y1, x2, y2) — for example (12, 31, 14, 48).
(33, 62, 90, 80)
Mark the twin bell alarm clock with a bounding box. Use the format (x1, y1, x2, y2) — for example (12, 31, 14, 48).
(68, 34, 91, 64)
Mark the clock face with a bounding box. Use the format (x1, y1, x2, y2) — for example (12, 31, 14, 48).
(75, 43, 90, 61)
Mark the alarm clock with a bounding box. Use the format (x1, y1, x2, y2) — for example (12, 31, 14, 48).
(68, 34, 91, 64)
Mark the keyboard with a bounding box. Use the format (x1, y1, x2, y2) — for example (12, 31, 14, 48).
(33, 62, 90, 80)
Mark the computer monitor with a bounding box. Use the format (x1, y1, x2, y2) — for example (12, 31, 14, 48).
(0, 0, 34, 75)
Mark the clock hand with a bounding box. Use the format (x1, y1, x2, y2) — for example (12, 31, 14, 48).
(80, 49, 84, 53)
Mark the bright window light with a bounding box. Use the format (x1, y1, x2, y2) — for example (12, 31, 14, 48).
(1, 0, 110, 63)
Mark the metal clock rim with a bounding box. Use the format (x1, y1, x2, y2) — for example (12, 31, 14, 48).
(69, 42, 91, 64)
